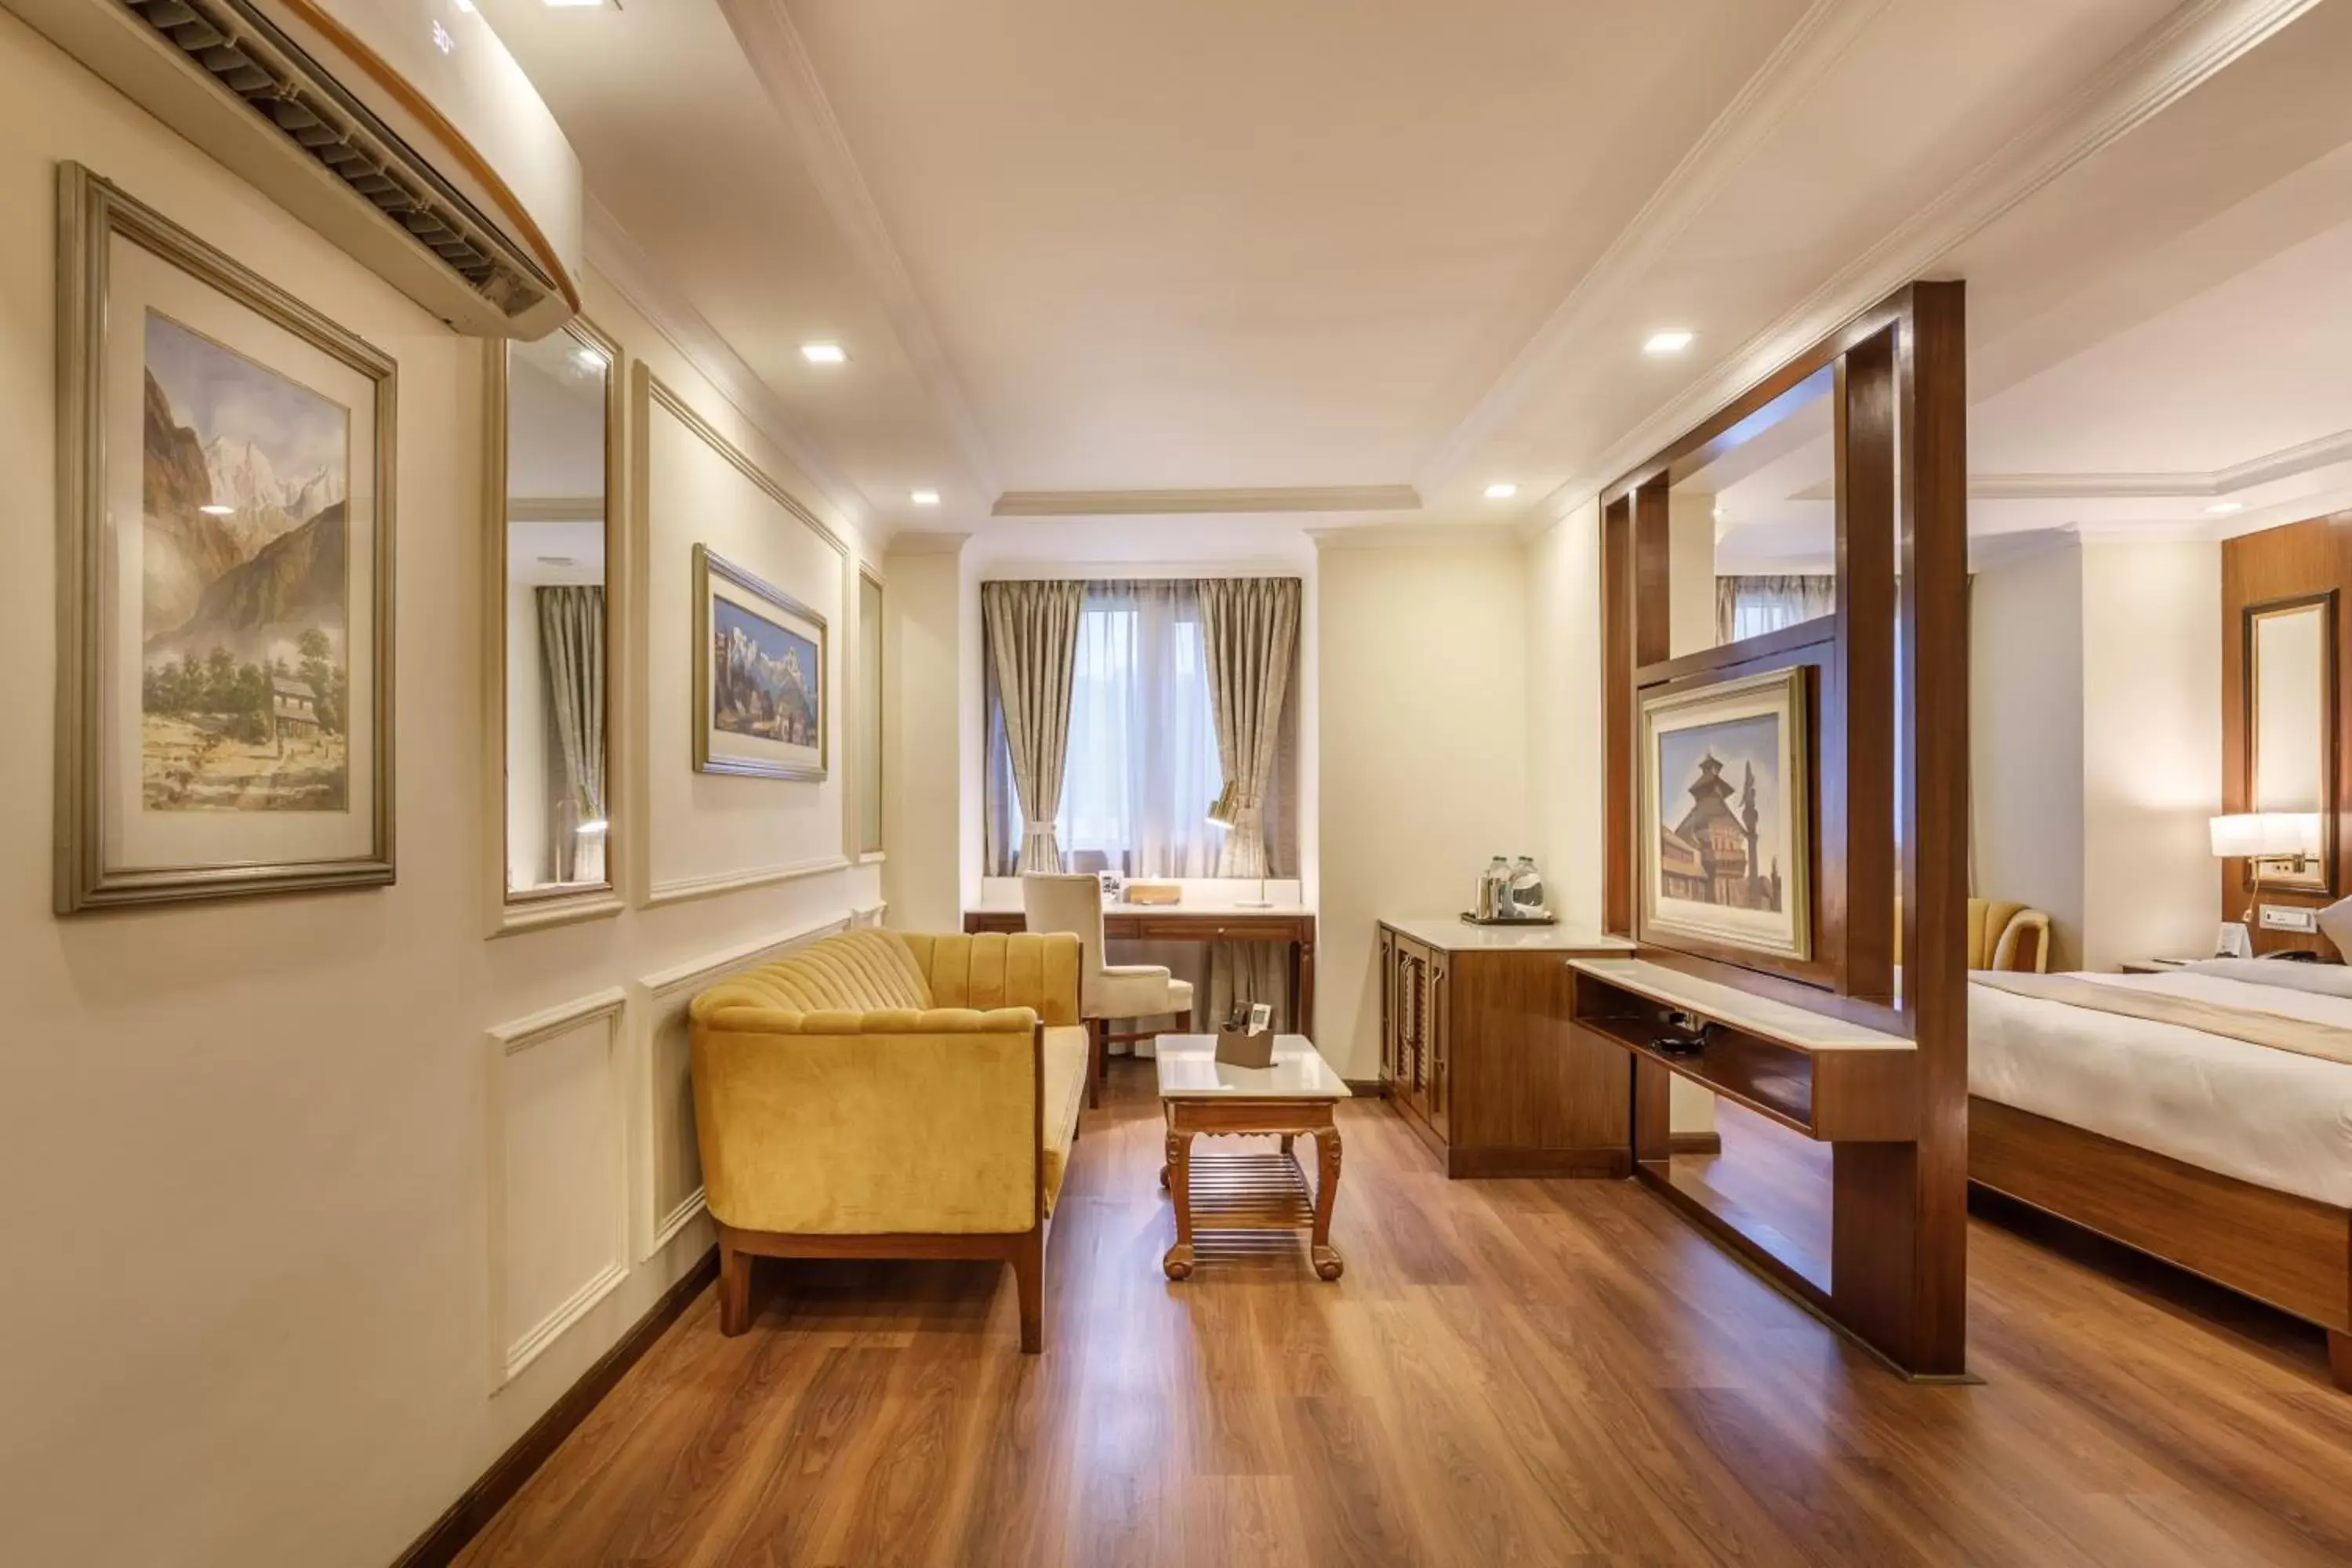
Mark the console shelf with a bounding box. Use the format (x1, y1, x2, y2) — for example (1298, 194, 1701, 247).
(1569, 958, 1917, 1142)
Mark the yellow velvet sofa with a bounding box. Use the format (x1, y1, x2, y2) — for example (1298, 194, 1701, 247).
(688, 928, 1086, 1352)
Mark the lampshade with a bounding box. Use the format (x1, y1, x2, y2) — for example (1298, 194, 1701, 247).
(2209, 811, 2321, 859)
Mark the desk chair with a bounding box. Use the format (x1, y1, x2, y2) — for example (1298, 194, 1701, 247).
(1023, 872, 1195, 1108)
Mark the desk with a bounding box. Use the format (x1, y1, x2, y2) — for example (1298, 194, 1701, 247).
(962, 902, 1317, 1036)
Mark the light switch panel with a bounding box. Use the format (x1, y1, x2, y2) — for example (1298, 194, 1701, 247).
(2259, 904, 2320, 932)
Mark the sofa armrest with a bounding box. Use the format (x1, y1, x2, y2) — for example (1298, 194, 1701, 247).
(689, 1006, 1044, 1236)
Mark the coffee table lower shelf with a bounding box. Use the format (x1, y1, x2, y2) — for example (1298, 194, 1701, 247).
(1160, 1128, 1343, 1282)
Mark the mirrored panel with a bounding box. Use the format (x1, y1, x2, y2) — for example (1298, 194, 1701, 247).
(503, 325, 615, 904)
(2247, 593, 2335, 891)
(857, 568, 884, 857)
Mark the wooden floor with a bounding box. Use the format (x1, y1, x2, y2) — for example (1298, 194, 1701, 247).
(455, 1072, 2352, 1567)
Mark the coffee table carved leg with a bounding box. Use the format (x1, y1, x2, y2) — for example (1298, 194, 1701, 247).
(1311, 1126, 1345, 1281)
(1163, 1127, 1195, 1280)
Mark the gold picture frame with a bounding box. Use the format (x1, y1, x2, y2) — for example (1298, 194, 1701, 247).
(692, 544, 828, 782)
(53, 164, 397, 913)
(1639, 666, 1813, 962)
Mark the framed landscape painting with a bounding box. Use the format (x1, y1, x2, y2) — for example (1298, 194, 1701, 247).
(54, 165, 396, 913)
(1639, 666, 1812, 962)
(693, 544, 827, 781)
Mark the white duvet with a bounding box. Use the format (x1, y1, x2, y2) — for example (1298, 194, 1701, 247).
(1969, 961, 2352, 1207)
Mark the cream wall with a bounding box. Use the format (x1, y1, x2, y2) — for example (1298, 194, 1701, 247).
(1523, 505, 1606, 927)
(1972, 542, 2089, 970)
(0, 16, 880, 1564)
(2080, 541, 2223, 971)
(880, 542, 967, 931)
(1318, 538, 1532, 1080)
(1970, 535, 2221, 973)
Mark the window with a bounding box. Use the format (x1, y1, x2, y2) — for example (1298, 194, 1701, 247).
(985, 579, 1294, 877)
(1715, 574, 1835, 643)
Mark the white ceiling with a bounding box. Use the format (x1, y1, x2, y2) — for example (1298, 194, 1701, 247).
(477, 0, 2351, 557)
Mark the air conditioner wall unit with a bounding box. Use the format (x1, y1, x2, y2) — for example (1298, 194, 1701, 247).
(8, 0, 583, 339)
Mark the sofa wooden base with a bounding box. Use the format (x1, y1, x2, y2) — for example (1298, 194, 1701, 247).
(716, 1220, 1050, 1352)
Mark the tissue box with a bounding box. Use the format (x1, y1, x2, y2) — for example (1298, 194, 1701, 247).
(1126, 881, 1182, 906)
(1214, 1026, 1276, 1069)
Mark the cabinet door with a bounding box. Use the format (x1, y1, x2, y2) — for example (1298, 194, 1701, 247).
(1401, 940, 1429, 1115)
(1426, 956, 1451, 1138)
(1377, 929, 1396, 1085)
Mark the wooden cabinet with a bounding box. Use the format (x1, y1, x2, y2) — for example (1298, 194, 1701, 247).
(1377, 921, 1630, 1178)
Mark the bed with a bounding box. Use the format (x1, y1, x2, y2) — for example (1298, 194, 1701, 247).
(1968, 959, 2352, 1388)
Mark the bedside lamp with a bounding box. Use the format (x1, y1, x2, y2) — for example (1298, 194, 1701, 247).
(2209, 811, 2323, 927)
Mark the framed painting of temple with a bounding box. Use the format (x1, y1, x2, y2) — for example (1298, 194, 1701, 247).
(53, 165, 396, 913)
(1638, 666, 1812, 962)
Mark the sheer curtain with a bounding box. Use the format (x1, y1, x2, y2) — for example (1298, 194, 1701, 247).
(1002, 581, 1227, 877)
(1716, 575, 1836, 643)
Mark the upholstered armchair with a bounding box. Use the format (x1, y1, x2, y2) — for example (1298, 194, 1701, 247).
(1969, 898, 2052, 973)
(1022, 872, 1196, 1107)
(688, 928, 1087, 1352)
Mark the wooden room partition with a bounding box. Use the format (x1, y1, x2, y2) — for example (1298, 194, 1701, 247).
(1575, 281, 1969, 1377)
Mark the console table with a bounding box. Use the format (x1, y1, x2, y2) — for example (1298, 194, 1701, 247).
(963, 902, 1317, 1036)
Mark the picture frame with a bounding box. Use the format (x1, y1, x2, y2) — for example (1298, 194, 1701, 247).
(692, 543, 828, 781)
(1639, 666, 1813, 962)
(54, 164, 397, 913)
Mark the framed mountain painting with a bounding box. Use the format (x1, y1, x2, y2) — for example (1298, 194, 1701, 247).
(54, 165, 396, 912)
(692, 544, 827, 782)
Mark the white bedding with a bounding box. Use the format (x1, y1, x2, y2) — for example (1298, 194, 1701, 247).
(1969, 965, 2352, 1207)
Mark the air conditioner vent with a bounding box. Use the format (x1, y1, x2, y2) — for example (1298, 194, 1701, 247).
(118, 0, 550, 317)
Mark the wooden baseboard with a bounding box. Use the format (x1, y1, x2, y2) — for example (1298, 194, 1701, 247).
(390, 1246, 718, 1568)
(1669, 1131, 1723, 1155)
(1343, 1077, 1385, 1098)
(1446, 1145, 1632, 1179)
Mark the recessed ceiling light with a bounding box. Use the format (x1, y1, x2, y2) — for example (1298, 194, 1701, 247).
(199, 504, 234, 515)
(1483, 482, 1518, 500)
(911, 489, 940, 506)
(541, 0, 603, 9)
(800, 342, 848, 365)
(1644, 329, 1695, 355)
(2205, 501, 2245, 515)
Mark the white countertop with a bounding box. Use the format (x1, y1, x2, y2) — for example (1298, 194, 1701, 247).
(1567, 956, 1911, 1051)
(1154, 1035, 1352, 1099)
(967, 897, 1315, 919)
(1382, 916, 1637, 954)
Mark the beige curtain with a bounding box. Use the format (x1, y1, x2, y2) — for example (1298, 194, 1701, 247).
(1200, 577, 1301, 877)
(536, 585, 605, 883)
(982, 579, 1083, 872)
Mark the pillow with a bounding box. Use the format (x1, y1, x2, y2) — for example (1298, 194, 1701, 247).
(2319, 894, 2352, 961)
(2182, 956, 2352, 1000)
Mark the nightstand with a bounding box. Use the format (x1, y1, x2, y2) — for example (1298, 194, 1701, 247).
(2118, 958, 2195, 975)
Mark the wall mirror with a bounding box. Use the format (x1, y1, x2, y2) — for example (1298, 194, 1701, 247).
(494, 321, 620, 925)
(2246, 592, 2336, 891)
(856, 567, 884, 858)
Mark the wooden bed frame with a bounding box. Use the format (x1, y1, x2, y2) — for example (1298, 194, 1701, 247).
(1969, 1097, 2352, 1389)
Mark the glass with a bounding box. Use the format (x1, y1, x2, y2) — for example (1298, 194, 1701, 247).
(2249, 598, 2332, 888)
(502, 325, 614, 901)
(857, 568, 884, 856)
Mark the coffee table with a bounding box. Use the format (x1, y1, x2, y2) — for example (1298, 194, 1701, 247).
(1154, 1034, 1351, 1281)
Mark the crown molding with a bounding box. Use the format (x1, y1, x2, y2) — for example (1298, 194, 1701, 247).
(1415, 0, 1890, 494)
(1785, 425, 2352, 501)
(993, 485, 1421, 517)
(1309, 521, 1528, 553)
(1526, 0, 2324, 527)
(884, 530, 971, 557)
(583, 198, 872, 537)
(718, 0, 1004, 500)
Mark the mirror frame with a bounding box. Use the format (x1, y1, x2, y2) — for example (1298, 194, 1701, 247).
(484, 318, 626, 935)
(2241, 589, 2338, 895)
